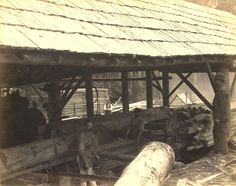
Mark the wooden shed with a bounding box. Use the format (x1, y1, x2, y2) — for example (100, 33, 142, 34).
(0, 0, 236, 166)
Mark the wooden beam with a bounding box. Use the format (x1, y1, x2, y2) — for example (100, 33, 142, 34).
(162, 72, 169, 107)
(121, 72, 129, 113)
(61, 78, 84, 110)
(230, 73, 236, 101)
(152, 83, 162, 92)
(31, 85, 47, 105)
(152, 71, 163, 94)
(91, 77, 166, 81)
(146, 70, 153, 109)
(85, 74, 94, 118)
(206, 62, 216, 93)
(177, 73, 213, 110)
(1, 49, 235, 71)
(169, 73, 192, 97)
(61, 77, 76, 103)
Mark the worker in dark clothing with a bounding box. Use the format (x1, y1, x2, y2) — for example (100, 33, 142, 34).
(212, 72, 231, 154)
(28, 101, 47, 140)
(125, 109, 145, 143)
(77, 120, 99, 186)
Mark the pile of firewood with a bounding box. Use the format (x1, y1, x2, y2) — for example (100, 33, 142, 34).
(166, 106, 213, 156)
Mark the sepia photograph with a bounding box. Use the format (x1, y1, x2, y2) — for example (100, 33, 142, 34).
(0, 0, 236, 185)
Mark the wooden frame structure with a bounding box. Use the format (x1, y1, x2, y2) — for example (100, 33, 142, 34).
(1, 0, 236, 154)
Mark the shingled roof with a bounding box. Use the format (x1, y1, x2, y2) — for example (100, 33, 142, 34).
(1, 0, 236, 57)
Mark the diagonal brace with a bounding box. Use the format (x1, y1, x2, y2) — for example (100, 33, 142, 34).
(61, 77, 76, 104)
(169, 73, 192, 97)
(60, 77, 85, 110)
(230, 73, 236, 101)
(177, 73, 213, 110)
(206, 62, 216, 93)
(152, 71, 163, 94)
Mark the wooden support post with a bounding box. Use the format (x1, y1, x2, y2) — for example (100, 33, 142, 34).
(212, 66, 231, 154)
(230, 73, 236, 101)
(146, 70, 153, 109)
(115, 142, 175, 186)
(49, 79, 61, 128)
(121, 72, 129, 113)
(85, 74, 94, 118)
(162, 71, 169, 107)
(177, 73, 213, 110)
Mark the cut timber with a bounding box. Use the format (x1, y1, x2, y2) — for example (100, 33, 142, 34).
(0, 137, 136, 182)
(0, 137, 71, 178)
(115, 142, 175, 186)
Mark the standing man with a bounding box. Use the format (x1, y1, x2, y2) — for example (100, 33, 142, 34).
(77, 120, 99, 186)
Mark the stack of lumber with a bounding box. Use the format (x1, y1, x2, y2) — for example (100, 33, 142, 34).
(166, 106, 213, 154)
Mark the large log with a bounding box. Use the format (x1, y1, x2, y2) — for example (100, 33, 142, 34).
(59, 108, 169, 135)
(115, 142, 175, 186)
(0, 108, 168, 181)
(0, 135, 136, 182)
(0, 137, 71, 178)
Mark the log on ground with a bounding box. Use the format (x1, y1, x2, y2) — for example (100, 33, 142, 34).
(115, 141, 175, 186)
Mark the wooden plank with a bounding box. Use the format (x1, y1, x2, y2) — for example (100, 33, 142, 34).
(162, 71, 170, 107)
(121, 72, 129, 113)
(169, 73, 192, 97)
(146, 70, 153, 108)
(177, 73, 213, 110)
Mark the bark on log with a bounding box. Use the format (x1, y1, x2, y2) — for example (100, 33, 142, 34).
(0, 136, 136, 181)
(115, 142, 175, 186)
(59, 108, 168, 135)
(0, 137, 71, 177)
(212, 68, 231, 154)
